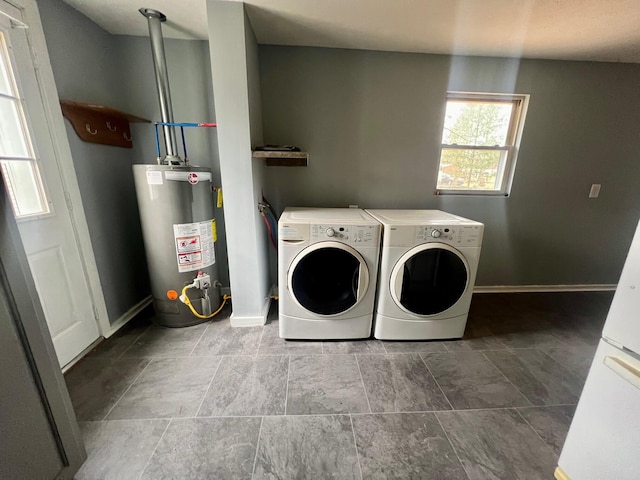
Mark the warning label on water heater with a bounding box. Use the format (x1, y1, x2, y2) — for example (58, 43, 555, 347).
(173, 219, 216, 273)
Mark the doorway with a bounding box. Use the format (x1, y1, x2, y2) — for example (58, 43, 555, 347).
(0, 1, 103, 367)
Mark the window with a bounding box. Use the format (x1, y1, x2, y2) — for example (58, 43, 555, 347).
(436, 92, 529, 196)
(0, 30, 49, 217)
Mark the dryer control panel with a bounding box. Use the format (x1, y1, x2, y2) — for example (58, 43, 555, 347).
(384, 224, 483, 247)
(311, 224, 379, 246)
(415, 225, 483, 246)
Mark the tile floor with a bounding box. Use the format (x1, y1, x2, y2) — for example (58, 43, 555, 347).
(65, 291, 612, 479)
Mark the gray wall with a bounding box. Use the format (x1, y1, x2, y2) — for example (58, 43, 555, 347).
(38, 0, 227, 323)
(259, 46, 640, 286)
(38, 0, 149, 323)
(115, 35, 229, 289)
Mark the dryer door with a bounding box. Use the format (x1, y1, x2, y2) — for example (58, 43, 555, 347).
(288, 242, 370, 315)
(390, 243, 469, 316)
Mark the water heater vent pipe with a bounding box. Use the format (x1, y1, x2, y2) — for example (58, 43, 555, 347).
(139, 8, 181, 163)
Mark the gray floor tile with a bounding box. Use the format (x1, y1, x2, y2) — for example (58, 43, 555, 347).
(287, 355, 370, 415)
(546, 323, 600, 352)
(191, 320, 262, 356)
(253, 415, 360, 480)
(87, 319, 150, 359)
(436, 409, 557, 480)
(258, 320, 323, 355)
(382, 340, 448, 354)
(323, 339, 386, 354)
(76, 420, 168, 480)
(65, 357, 150, 421)
(550, 328, 600, 350)
(198, 355, 288, 416)
(443, 324, 507, 351)
(493, 328, 567, 350)
(546, 313, 603, 348)
(518, 405, 576, 455)
(358, 354, 451, 413)
(140, 417, 261, 480)
(352, 413, 467, 479)
(122, 322, 209, 357)
(483, 313, 543, 329)
(484, 350, 583, 405)
(422, 351, 530, 409)
(106, 357, 220, 419)
(68, 292, 614, 480)
(543, 345, 596, 380)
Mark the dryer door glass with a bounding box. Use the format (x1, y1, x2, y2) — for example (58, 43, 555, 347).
(291, 247, 361, 315)
(399, 248, 468, 315)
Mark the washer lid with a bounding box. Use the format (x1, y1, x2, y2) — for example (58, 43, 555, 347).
(390, 243, 469, 316)
(288, 241, 370, 316)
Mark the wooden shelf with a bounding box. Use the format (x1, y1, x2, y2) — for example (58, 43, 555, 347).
(60, 101, 150, 148)
(252, 151, 308, 167)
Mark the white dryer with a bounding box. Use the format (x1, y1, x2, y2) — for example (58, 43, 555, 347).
(278, 208, 381, 339)
(366, 210, 484, 340)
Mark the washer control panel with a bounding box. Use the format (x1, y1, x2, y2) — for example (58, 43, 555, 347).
(311, 224, 379, 246)
(416, 225, 483, 246)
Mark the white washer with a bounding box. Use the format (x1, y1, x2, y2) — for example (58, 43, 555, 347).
(278, 208, 381, 339)
(366, 209, 484, 340)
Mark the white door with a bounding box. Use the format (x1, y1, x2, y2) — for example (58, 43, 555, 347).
(0, 4, 99, 366)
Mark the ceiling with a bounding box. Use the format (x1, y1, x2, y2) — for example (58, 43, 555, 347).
(61, 0, 640, 63)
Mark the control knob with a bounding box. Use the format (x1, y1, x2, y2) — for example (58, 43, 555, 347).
(326, 228, 336, 237)
(431, 229, 442, 238)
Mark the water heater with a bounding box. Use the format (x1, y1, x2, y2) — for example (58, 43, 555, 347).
(133, 166, 221, 327)
(134, 9, 222, 327)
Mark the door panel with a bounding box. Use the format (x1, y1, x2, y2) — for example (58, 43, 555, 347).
(289, 242, 368, 316)
(29, 246, 78, 335)
(0, 6, 99, 366)
(392, 244, 468, 316)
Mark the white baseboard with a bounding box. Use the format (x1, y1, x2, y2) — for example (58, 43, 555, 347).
(103, 295, 153, 338)
(474, 284, 616, 293)
(230, 296, 271, 327)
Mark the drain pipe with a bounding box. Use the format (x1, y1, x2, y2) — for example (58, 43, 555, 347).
(139, 8, 182, 164)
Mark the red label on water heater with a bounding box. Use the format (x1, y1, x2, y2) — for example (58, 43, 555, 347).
(187, 173, 199, 184)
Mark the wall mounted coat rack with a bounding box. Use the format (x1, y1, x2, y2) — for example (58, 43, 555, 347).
(60, 101, 150, 148)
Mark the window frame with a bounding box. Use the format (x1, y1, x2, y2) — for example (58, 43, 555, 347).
(435, 91, 529, 197)
(0, 25, 50, 219)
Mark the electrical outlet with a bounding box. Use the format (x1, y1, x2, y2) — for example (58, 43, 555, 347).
(589, 184, 601, 198)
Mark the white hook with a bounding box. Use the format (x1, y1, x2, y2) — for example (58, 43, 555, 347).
(123, 132, 132, 142)
(106, 121, 117, 131)
(85, 123, 98, 135)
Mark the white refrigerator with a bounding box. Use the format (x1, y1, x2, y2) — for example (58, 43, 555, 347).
(557, 220, 640, 480)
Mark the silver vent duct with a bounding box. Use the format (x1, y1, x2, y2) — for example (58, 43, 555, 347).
(139, 8, 180, 163)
